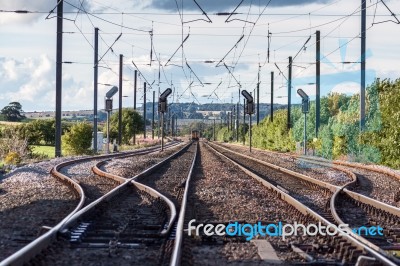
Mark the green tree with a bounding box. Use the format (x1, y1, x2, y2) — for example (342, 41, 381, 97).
(106, 109, 144, 144)
(1, 102, 26, 121)
(62, 122, 93, 155)
(250, 110, 295, 152)
(15, 119, 57, 145)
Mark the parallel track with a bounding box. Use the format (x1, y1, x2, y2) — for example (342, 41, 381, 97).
(208, 141, 399, 265)
(0, 141, 181, 266)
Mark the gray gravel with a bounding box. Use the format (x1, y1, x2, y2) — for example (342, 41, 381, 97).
(221, 143, 400, 208)
(218, 143, 352, 186)
(102, 142, 188, 179)
(60, 159, 119, 205)
(209, 143, 333, 221)
(182, 142, 351, 265)
(0, 158, 79, 261)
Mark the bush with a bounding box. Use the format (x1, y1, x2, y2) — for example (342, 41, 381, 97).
(216, 127, 233, 142)
(0, 127, 30, 161)
(4, 152, 21, 165)
(251, 110, 295, 152)
(62, 122, 93, 155)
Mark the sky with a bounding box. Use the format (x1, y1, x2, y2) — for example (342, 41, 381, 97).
(0, 0, 399, 112)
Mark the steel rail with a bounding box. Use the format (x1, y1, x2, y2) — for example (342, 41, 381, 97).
(213, 142, 400, 264)
(170, 142, 199, 266)
(0, 141, 183, 266)
(206, 142, 398, 266)
(60, 141, 192, 234)
(209, 142, 341, 192)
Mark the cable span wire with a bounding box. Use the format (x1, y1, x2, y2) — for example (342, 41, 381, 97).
(63, 0, 151, 32)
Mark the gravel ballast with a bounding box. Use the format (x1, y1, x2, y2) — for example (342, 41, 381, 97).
(0, 158, 79, 261)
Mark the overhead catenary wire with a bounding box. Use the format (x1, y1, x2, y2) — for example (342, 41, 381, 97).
(372, 0, 400, 25)
(184, 0, 212, 23)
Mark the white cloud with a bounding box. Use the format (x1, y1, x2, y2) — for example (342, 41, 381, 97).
(1, 0, 400, 111)
(331, 82, 360, 95)
(2, 59, 18, 80)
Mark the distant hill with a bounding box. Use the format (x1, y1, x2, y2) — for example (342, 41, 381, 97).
(22, 102, 286, 122)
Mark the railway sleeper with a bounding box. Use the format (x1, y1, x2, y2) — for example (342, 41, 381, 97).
(347, 195, 399, 227)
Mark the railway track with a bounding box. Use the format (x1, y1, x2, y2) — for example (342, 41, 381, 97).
(0, 141, 183, 266)
(0, 161, 80, 262)
(2, 139, 399, 265)
(208, 142, 341, 224)
(168, 141, 395, 265)
(298, 156, 400, 261)
(135, 142, 198, 265)
(212, 142, 400, 264)
(298, 156, 400, 209)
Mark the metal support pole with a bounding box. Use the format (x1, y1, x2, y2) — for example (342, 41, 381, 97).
(231, 108, 233, 134)
(55, 0, 63, 157)
(316, 30, 321, 138)
(152, 91, 155, 139)
(171, 114, 174, 137)
(161, 112, 164, 151)
(249, 114, 252, 152)
(93, 27, 98, 153)
(243, 99, 246, 145)
(236, 102, 239, 142)
(227, 112, 230, 131)
(271, 71, 274, 122)
(257, 70, 260, 125)
(213, 118, 216, 141)
(143, 82, 146, 139)
(360, 0, 366, 131)
(288, 56, 292, 129)
(175, 115, 178, 137)
(134, 70, 137, 110)
(304, 113, 307, 155)
(158, 58, 161, 139)
(133, 70, 137, 146)
(167, 109, 171, 135)
(118, 54, 123, 146)
(106, 111, 110, 154)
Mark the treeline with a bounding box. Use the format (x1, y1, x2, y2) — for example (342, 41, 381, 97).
(0, 109, 144, 164)
(212, 79, 400, 169)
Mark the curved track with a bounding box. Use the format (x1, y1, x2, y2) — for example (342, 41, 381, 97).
(0, 141, 182, 266)
(212, 142, 400, 264)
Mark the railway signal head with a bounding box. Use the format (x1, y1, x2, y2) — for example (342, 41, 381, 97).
(158, 100, 168, 113)
(297, 88, 308, 100)
(105, 86, 118, 99)
(159, 88, 172, 113)
(246, 102, 255, 115)
(160, 88, 172, 101)
(241, 90, 253, 103)
(242, 90, 254, 114)
(105, 98, 113, 111)
(301, 98, 310, 113)
(297, 89, 309, 114)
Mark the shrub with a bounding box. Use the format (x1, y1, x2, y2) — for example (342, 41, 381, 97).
(62, 122, 93, 155)
(0, 128, 30, 161)
(4, 152, 21, 165)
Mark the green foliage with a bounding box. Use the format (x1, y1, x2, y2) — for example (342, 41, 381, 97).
(317, 124, 333, 159)
(30, 145, 55, 159)
(1, 102, 25, 122)
(359, 79, 400, 167)
(216, 126, 233, 142)
(62, 122, 93, 155)
(16, 119, 57, 145)
(247, 78, 400, 168)
(251, 110, 295, 152)
(0, 127, 30, 161)
(5, 152, 21, 165)
(106, 109, 144, 145)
